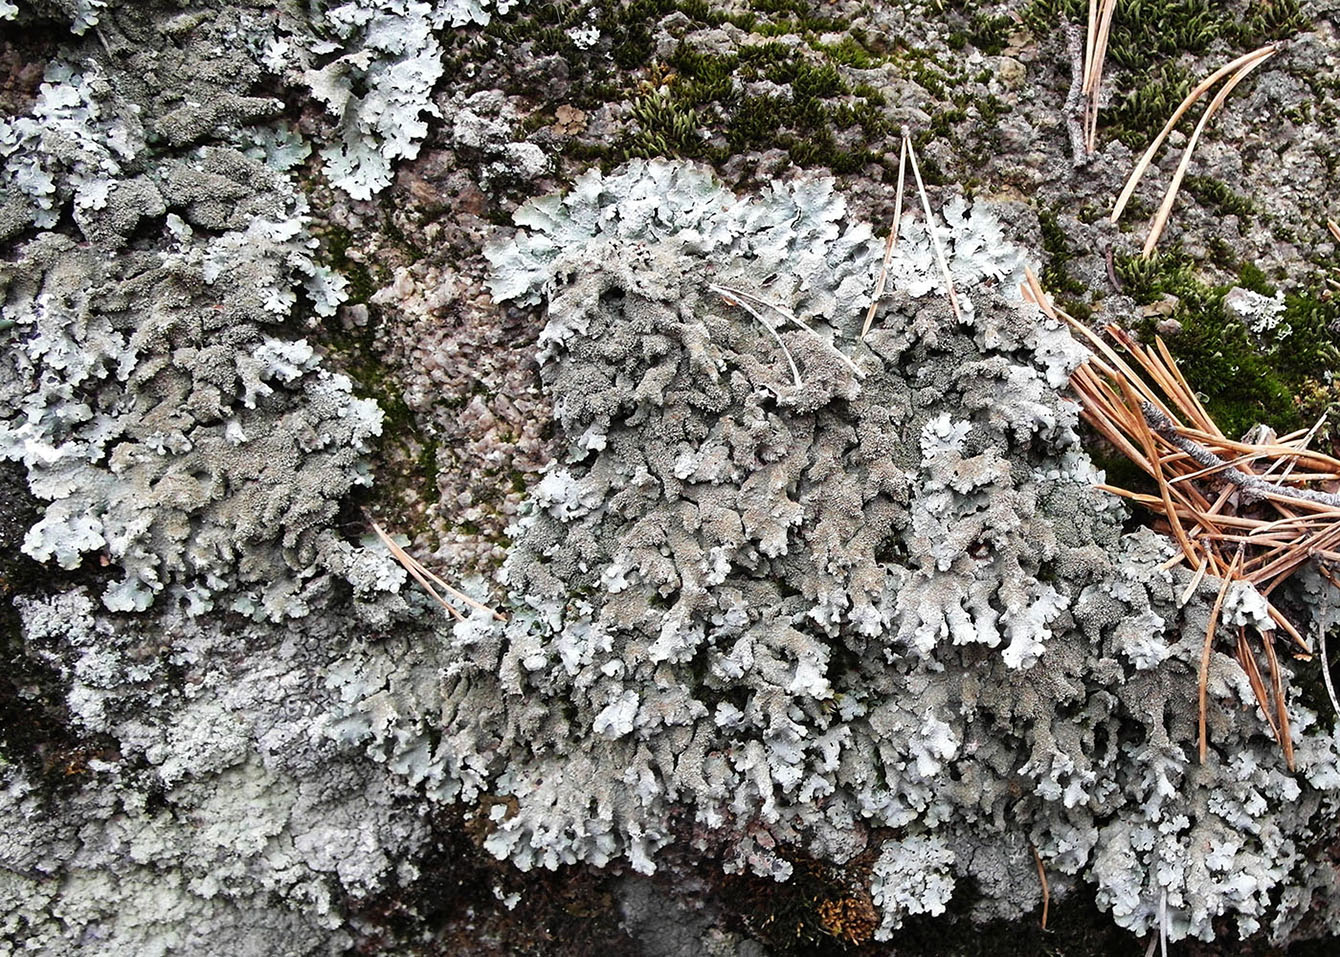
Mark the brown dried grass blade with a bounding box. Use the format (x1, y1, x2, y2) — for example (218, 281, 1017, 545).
(1268, 603, 1311, 654)
(1112, 45, 1278, 223)
(1236, 627, 1281, 743)
(1022, 266, 1058, 319)
(1116, 375, 1198, 557)
(1179, 556, 1209, 606)
(1259, 626, 1296, 769)
(1276, 411, 1329, 483)
(1142, 47, 1277, 257)
(1053, 273, 1338, 765)
(863, 136, 908, 338)
(1032, 845, 1050, 930)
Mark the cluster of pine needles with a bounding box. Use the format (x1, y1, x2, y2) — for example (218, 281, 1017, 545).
(1024, 270, 1340, 771)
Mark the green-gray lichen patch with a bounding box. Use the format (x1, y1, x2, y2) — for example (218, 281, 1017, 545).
(319, 161, 1340, 945)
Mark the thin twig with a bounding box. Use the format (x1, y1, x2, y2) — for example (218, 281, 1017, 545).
(1063, 23, 1091, 167)
(904, 130, 962, 321)
(1143, 403, 1340, 509)
(863, 137, 908, 338)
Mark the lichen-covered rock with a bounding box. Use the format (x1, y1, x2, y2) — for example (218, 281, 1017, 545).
(0, 3, 438, 953)
(1, 585, 433, 956)
(0, 196, 378, 618)
(262, 0, 521, 200)
(6, 0, 1340, 951)
(312, 160, 1340, 943)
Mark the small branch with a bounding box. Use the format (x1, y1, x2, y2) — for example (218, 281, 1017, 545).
(1063, 24, 1091, 168)
(1142, 402, 1340, 510)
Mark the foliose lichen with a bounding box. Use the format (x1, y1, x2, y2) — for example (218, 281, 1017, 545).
(261, 0, 522, 200)
(322, 159, 1340, 943)
(0, 4, 440, 953)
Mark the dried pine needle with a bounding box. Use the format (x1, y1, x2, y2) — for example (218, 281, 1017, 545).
(1139, 47, 1276, 257)
(904, 130, 962, 322)
(863, 136, 908, 339)
(1112, 45, 1277, 225)
(370, 520, 506, 622)
(1043, 292, 1340, 768)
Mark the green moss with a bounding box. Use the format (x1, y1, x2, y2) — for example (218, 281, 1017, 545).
(945, 10, 1013, 54)
(1181, 174, 1257, 221)
(1104, 62, 1192, 149)
(1237, 261, 1275, 295)
(321, 225, 378, 305)
(1022, 0, 1302, 148)
(621, 26, 889, 172)
(1038, 210, 1091, 319)
(626, 89, 708, 159)
(967, 12, 1013, 55)
(1114, 249, 1340, 438)
(1022, 0, 1301, 64)
(812, 35, 880, 69)
(476, 0, 899, 177)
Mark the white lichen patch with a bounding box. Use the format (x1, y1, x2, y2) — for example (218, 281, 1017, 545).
(261, 0, 524, 200)
(316, 161, 1340, 943)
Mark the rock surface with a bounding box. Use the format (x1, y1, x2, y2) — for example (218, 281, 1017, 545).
(4, 1, 1340, 954)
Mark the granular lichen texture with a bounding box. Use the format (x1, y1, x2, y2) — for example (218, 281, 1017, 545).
(5, 1, 1340, 955)
(326, 160, 1340, 943)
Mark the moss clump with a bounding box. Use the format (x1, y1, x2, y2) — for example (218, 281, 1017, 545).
(1181, 174, 1257, 221)
(1115, 250, 1339, 438)
(1039, 209, 1093, 320)
(1021, 0, 1303, 146)
(1022, 0, 1301, 64)
(625, 88, 706, 159)
(945, 9, 1013, 55)
(321, 225, 378, 305)
(623, 38, 889, 174)
(1104, 61, 1193, 149)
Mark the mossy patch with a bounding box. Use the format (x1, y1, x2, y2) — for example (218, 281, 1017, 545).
(1020, 0, 1303, 146)
(463, 0, 899, 180)
(1115, 249, 1340, 439)
(1181, 174, 1256, 222)
(322, 307, 443, 515)
(1038, 209, 1093, 320)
